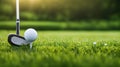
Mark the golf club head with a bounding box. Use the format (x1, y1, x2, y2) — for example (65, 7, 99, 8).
(8, 34, 29, 46)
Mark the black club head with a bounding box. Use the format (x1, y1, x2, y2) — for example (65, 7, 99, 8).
(8, 34, 29, 46)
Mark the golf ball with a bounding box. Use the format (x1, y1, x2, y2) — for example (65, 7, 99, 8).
(24, 28, 37, 42)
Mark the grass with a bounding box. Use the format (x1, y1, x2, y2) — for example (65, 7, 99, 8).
(0, 30, 120, 67)
(0, 21, 120, 30)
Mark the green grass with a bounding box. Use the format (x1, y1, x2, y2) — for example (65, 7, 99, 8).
(0, 30, 120, 67)
(0, 21, 120, 30)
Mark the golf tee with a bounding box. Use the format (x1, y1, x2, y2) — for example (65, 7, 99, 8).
(30, 42, 33, 49)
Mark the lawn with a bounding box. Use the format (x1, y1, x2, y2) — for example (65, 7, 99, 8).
(0, 21, 120, 30)
(0, 30, 120, 67)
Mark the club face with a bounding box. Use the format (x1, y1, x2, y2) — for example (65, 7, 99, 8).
(8, 34, 29, 46)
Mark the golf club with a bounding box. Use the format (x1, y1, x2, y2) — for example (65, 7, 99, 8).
(8, 0, 29, 46)
(8, 0, 38, 48)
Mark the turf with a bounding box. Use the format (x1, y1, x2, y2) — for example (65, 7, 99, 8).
(0, 21, 120, 30)
(0, 30, 120, 67)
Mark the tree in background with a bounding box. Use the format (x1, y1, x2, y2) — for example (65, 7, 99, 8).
(0, 0, 119, 21)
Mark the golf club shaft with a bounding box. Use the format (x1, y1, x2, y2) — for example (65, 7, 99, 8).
(16, 0, 20, 35)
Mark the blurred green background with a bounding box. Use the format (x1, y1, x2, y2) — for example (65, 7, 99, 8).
(0, 0, 120, 30)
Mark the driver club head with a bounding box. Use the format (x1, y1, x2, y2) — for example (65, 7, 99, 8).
(8, 34, 29, 46)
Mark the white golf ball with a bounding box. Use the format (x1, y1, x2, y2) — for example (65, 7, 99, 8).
(24, 28, 38, 42)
